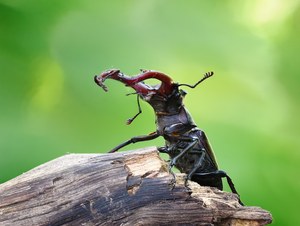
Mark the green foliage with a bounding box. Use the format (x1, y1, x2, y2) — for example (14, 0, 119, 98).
(1, 1, 299, 225)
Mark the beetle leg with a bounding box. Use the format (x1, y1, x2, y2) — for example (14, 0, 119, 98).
(168, 138, 198, 171)
(168, 167, 176, 189)
(108, 131, 159, 153)
(126, 95, 142, 125)
(185, 150, 206, 186)
(157, 145, 172, 153)
(192, 170, 244, 205)
(167, 137, 199, 188)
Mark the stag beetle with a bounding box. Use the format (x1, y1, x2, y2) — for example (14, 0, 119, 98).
(94, 69, 243, 205)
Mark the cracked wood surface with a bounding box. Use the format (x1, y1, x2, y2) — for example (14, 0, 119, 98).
(0, 147, 272, 226)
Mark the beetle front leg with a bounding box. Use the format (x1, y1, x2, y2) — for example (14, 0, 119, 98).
(108, 131, 159, 153)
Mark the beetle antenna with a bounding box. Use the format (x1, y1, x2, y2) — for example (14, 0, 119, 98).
(126, 95, 142, 125)
(178, 71, 214, 89)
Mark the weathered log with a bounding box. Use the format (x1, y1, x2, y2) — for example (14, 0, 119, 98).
(0, 147, 272, 226)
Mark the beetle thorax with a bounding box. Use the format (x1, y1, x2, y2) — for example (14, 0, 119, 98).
(143, 88, 184, 115)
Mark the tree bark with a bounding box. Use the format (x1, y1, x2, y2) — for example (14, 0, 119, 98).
(0, 147, 272, 226)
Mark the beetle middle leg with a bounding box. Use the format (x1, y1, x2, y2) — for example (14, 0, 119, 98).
(168, 138, 198, 171)
(167, 137, 199, 186)
(184, 150, 206, 186)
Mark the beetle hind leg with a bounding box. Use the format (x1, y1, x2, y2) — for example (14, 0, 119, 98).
(192, 170, 244, 206)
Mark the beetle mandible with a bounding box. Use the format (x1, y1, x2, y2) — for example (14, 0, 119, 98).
(94, 69, 243, 205)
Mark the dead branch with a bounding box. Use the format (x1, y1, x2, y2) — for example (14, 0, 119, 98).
(0, 147, 272, 226)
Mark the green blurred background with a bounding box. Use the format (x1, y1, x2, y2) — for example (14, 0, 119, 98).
(1, 0, 299, 225)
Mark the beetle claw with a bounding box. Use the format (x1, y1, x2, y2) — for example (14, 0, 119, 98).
(168, 171, 176, 190)
(94, 75, 109, 92)
(126, 118, 133, 125)
(184, 175, 190, 187)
